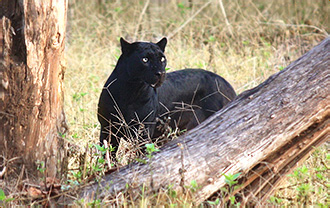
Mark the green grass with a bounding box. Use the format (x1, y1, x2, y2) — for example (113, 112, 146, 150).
(63, 0, 328, 206)
(269, 147, 329, 207)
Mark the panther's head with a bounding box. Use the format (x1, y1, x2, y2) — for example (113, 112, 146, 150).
(119, 37, 167, 88)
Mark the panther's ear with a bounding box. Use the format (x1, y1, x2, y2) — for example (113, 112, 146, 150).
(120, 37, 132, 54)
(156, 37, 167, 52)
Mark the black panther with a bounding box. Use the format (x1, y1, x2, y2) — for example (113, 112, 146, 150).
(97, 38, 236, 157)
(98, 37, 167, 155)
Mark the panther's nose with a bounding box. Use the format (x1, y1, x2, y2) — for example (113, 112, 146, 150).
(155, 71, 165, 77)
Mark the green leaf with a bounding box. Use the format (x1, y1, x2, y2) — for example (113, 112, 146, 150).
(229, 196, 235, 204)
(190, 180, 198, 189)
(300, 165, 308, 174)
(0, 189, 6, 201)
(223, 173, 239, 186)
(145, 143, 159, 154)
(279, 66, 285, 71)
(98, 157, 105, 164)
(232, 172, 241, 180)
(135, 158, 147, 164)
(242, 40, 250, 45)
(207, 198, 220, 205)
(316, 173, 324, 180)
(94, 144, 107, 153)
(177, 3, 185, 9)
(208, 36, 216, 42)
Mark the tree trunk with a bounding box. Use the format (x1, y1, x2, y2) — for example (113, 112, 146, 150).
(76, 37, 329, 205)
(0, 0, 68, 179)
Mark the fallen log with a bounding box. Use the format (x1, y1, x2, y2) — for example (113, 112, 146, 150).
(75, 37, 329, 205)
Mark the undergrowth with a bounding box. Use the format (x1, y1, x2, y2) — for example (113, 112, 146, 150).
(64, 0, 328, 207)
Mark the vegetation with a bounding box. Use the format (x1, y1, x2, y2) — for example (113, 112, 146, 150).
(64, 0, 328, 206)
(1, 0, 328, 207)
(65, 0, 328, 146)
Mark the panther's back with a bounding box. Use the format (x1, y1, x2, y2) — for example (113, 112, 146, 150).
(155, 68, 236, 136)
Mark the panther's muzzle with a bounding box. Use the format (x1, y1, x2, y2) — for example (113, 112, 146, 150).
(151, 71, 166, 88)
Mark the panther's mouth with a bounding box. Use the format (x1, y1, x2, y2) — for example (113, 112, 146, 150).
(150, 79, 163, 88)
(150, 73, 165, 88)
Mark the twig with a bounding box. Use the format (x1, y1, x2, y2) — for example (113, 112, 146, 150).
(178, 143, 186, 194)
(218, 0, 234, 37)
(82, 143, 88, 180)
(168, 1, 212, 39)
(0, 166, 6, 178)
(259, 22, 328, 36)
(248, 0, 267, 22)
(15, 165, 25, 189)
(134, 0, 150, 40)
(103, 140, 112, 169)
(200, 79, 233, 102)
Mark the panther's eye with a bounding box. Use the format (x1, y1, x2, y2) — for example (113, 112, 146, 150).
(161, 56, 166, 62)
(142, 57, 148, 63)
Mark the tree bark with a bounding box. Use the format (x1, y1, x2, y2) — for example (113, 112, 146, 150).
(0, 0, 68, 179)
(76, 37, 329, 205)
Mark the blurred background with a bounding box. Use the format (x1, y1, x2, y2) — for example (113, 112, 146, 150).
(64, 0, 328, 206)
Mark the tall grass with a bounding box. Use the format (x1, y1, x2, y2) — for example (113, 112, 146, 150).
(64, 0, 328, 206)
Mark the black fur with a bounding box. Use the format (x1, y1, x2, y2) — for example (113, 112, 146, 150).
(98, 38, 236, 156)
(154, 68, 236, 137)
(98, 38, 167, 154)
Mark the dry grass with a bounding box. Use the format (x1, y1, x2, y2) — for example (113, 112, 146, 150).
(60, 0, 329, 206)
